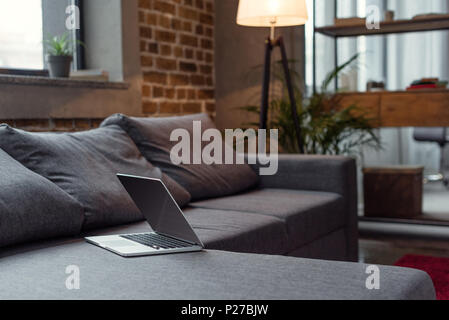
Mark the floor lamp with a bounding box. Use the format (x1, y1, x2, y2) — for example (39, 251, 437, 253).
(237, 0, 308, 154)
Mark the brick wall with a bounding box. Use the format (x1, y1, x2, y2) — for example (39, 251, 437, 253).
(0, 119, 103, 132)
(139, 0, 215, 117)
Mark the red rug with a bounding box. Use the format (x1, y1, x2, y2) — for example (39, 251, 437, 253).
(395, 254, 449, 300)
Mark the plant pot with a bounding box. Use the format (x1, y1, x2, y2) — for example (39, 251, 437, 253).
(46, 55, 73, 78)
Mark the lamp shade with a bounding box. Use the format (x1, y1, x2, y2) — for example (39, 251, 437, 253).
(237, 0, 308, 27)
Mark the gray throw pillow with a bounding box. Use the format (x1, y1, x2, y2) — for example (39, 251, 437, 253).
(0, 149, 85, 247)
(0, 124, 191, 231)
(101, 113, 259, 200)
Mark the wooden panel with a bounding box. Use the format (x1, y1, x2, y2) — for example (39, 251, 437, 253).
(315, 16, 449, 38)
(337, 92, 381, 126)
(381, 91, 449, 127)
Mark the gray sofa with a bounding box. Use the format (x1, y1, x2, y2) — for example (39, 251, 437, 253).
(0, 114, 436, 300)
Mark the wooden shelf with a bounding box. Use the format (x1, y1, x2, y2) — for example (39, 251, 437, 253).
(315, 16, 449, 38)
(336, 89, 449, 127)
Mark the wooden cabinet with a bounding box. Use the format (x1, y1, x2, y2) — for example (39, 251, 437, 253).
(337, 90, 449, 127)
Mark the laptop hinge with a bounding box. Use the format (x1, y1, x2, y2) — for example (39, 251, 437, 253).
(157, 232, 198, 246)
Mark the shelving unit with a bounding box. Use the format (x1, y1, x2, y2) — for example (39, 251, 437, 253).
(312, 0, 449, 127)
(315, 15, 449, 38)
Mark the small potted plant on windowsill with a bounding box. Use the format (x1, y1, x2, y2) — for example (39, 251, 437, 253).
(45, 33, 76, 78)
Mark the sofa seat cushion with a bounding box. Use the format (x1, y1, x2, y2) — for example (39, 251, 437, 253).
(83, 207, 290, 255)
(0, 238, 436, 300)
(190, 189, 345, 251)
(0, 149, 84, 248)
(183, 207, 289, 254)
(101, 113, 259, 201)
(0, 125, 191, 231)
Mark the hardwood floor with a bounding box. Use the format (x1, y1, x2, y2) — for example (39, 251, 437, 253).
(359, 236, 449, 265)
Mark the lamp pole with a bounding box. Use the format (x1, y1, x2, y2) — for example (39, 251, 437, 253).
(259, 24, 305, 154)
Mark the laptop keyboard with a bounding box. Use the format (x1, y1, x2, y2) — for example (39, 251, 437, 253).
(121, 233, 193, 250)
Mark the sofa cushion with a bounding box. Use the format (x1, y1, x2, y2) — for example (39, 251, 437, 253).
(190, 188, 345, 251)
(0, 238, 436, 300)
(0, 125, 191, 230)
(101, 113, 259, 200)
(0, 149, 84, 248)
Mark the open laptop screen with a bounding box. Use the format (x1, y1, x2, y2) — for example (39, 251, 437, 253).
(117, 174, 203, 246)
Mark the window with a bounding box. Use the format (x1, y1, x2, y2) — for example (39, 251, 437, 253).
(0, 0, 44, 70)
(0, 0, 84, 72)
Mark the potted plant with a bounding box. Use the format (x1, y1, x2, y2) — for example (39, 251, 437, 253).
(45, 33, 75, 78)
(239, 54, 382, 156)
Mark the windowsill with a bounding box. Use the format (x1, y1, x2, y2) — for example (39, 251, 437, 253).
(0, 74, 129, 90)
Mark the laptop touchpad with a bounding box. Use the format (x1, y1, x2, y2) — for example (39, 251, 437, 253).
(102, 240, 139, 247)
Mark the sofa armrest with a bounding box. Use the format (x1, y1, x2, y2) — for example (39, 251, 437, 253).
(249, 154, 358, 261)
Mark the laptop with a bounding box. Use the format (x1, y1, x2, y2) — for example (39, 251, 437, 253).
(85, 174, 204, 257)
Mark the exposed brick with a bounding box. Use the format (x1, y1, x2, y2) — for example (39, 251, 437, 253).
(195, 24, 204, 35)
(160, 102, 181, 113)
(169, 73, 189, 86)
(147, 13, 157, 25)
(148, 42, 159, 53)
(140, 26, 152, 39)
(199, 13, 213, 25)
(200, 64, 212, 75)
(190, 74, 205, 85)
(185, 48, 194, 59)
(161, 44, 172, 55)
(184, 0, 194, 7)
(165, 88, 176, 99)
(143, 101, 158, 114)
(156, 57, 177, 70)
(205, 1, 213, 13)
(186, 89, 196, 99)
(183, 102, 202, 113)
(74, 119, 92, 130)
(142, 85, 151, 97)
(197, 89, 214, 99)
(178, 7, 198, 20)
(141, 55, 153, 67)
(154, 0, 175, 14)
(91, 119, 103, 129)
(206, 76, 213, 86)
(183, 21, 193, 32)
(171, 18, 182, 30)
(179, 61, 197, 72)
(158, 15, 171, 29)
(139, 0, 215, 117)
(174, 46, 183, 57)
(53, 119, 74, 131)
(206, 102, 215, 112)
(180, 34, 198, 47)
(144, 71, 167, 84)
(176, 88, 187, 99)
(139, 0, 152, 10)
(15, 119, 50, 129)
(195, 0, 204, 10)
(205, 27, 213, 37)
(155, 30, 176, 43)
(153, 86, 164, 98)
(201, 38, 213, 49)
(139, 11, 145, 23)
